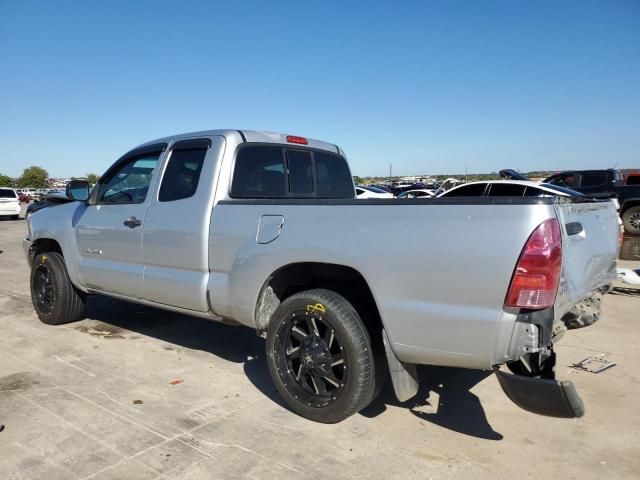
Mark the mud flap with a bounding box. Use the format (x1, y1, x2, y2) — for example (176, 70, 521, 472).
(494, 368, 585, 418)
(382, 329, 418, 402)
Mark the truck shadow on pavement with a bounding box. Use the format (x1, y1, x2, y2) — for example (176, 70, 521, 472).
(83, 295, 264, 364)
(361, 366, 503, 440)
(83, 295, 502, 440)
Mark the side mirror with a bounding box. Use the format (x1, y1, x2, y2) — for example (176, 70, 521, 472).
(66, 180, 90, 202)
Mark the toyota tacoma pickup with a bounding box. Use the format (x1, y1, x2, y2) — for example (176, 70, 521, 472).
(24, 130, 619, 423)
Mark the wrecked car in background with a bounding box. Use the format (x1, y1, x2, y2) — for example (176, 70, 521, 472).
(501, 168, 640, 235)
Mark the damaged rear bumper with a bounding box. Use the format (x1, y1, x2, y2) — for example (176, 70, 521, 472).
(494, 368, 584, 418)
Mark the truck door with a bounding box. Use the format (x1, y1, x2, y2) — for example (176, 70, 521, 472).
(74, 144, 166, 298)
(142, 136, 225, 311)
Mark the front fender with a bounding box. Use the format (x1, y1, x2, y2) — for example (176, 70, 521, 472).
(27, 202, 88, 292)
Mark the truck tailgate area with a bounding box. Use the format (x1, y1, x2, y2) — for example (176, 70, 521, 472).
(553, 200, 619, 319)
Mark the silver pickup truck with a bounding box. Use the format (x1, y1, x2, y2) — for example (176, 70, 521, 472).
(24, 129, 620, 423)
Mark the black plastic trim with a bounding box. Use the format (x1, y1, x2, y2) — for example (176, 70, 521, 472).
(515, 307, 554, 347)
(495, 369, 585, 418)
(566, 222, 583, 236)
(236, 130, 247, 142)
(171, 138, 211, 150)
(218, 197, 558, 206)
(125, 142, 168, 157)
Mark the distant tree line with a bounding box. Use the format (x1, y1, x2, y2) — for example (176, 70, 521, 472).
(0, 167, 100, 188)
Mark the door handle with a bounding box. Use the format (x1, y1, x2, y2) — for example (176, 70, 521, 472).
(124, 216, 142, 228)
(565, 222, 583, 236)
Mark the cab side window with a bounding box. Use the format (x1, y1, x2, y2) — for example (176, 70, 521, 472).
(159, 140, 210, 202)
(231, 146, 286, 198)
(98, 154, 160, 204)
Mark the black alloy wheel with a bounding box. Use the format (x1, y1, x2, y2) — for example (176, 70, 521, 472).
(266, 289, 377, 423)
(33, 263, 56, 316)
(273, 307, 347, 408)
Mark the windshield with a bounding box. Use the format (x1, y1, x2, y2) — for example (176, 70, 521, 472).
(540, 183, 584, 196)
(0, 189, 17, 198)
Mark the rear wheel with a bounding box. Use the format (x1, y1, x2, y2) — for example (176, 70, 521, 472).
(266, 289, 376, 423)
(30, 252, 85, 325)
(622, 206, 640, 235)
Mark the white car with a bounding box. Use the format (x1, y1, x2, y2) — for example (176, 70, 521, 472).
(0, 188, 21, 219)
(438, 180, 581, 198)
(397, 189, 436, 198)
(355, 186, 394, 199)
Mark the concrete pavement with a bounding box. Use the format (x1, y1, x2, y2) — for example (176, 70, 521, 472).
(1, 210, 639, 479)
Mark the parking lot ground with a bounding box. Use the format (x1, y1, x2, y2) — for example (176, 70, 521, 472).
(1, 211, 640, 479)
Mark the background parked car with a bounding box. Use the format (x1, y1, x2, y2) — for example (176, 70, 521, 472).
(501, 168, 640, 235)
(439, 179, 582, 198)
(25, 192, 71, 219)
(397, 189, 436, 198)
(623, 172, 640, 186)
(17, 191, 31, 203)
(355, 186, 394, 199)
(367, 184, 393, 193)
(0, 188, 21, 220)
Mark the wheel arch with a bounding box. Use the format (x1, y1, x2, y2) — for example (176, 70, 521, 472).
(254, 262, 384, 342)
(27, 236, 87, 292)
(29, 237, 63, 264)
(620, 198, 640, 215)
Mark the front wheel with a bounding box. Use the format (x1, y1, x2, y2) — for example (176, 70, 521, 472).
(622, 206, 640, 235)
(266, 289, 376, 423)
(30, 252, 85, 325)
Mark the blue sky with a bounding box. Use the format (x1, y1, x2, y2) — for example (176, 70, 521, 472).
(1, 0, 638, 178)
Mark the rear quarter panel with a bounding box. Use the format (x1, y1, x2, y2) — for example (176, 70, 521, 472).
(209, 200, 557, 369)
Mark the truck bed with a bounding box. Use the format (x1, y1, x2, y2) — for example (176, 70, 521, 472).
(209, 196, 619, 369)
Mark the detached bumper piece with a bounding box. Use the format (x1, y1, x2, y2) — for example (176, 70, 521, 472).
(494, 369, 585, 418)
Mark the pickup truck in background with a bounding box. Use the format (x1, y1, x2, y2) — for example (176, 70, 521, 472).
(24, 130, 620, 423)
(623, 172, 640, 186)
(502, 168, 640, 235)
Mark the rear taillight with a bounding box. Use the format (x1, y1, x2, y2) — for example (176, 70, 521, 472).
(505, 219, 562, 309)
(619, 225, 624, 249)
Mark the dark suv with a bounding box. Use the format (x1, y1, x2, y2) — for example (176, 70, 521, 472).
(501, 169, 640, 235)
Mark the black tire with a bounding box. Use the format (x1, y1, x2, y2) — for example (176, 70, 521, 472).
(30, 252, 85, 325)
(622, 206, 640, 235)
(266, 289, 376, 423)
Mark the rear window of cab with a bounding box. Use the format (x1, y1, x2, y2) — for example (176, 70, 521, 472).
(230, 144, 354, 199)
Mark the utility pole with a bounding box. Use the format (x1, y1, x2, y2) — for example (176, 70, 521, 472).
(389, 163, 392, 180)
